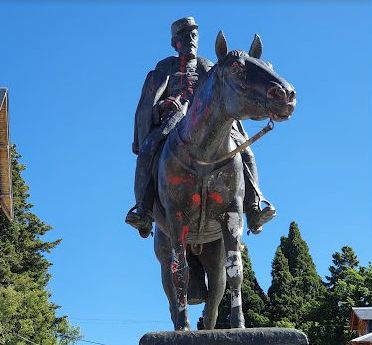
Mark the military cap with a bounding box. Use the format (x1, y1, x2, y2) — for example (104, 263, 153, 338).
(171, 17, 198, 37)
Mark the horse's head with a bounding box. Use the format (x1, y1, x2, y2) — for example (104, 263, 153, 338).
(215, 31, 296, 122)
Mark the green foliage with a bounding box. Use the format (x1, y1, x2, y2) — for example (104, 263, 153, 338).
(326, 246, 359, 289)
(306, 247, 372, 345)
(0, 146, 80, 345)
(268, 228, 372, 345)
(268, 222, 324, 329)
(267, 246, 294, 322)
(195, 219, 371, 345)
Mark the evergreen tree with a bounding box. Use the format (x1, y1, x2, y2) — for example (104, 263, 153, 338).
(308, 247, 372, 345)
(282, 222, 324, 300)
(198, 243, 270, 329)
(0, 146, 80, 344)
(268, 222, 324, 329)
(267, 244, 295, 326)
(326, 246, 359, 288)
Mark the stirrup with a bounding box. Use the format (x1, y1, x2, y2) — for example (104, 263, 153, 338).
(125, 204, 152, 233)
(247, 199, 276, 235)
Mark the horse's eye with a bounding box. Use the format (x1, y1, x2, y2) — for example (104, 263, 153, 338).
(231, 61, 244, 75)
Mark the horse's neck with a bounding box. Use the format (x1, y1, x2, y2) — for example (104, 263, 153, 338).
(179, 71, 234, 162)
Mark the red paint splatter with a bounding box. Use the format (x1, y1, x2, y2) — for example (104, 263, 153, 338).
(168, 175, 195, 185)
(191, 193, 201, 206)
(179, 226, 190, 243)
(204, 105, 212, 119)
(209, 192, 223, 204)
(171, 262, 179, 273)
(168, 176, 183, 185)
(191, 100, 202, 127)
(176, 211, 183, 221)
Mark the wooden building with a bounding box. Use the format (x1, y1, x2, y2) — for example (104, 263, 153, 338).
(0, 88, 13, 220)
(351, 333, 372, 345)
(350, 307, 372, 344)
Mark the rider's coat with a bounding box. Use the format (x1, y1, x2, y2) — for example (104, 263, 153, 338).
(132, 56, 213, 155)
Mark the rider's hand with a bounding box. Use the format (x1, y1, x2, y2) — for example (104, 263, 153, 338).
(158, 96, 182, 112)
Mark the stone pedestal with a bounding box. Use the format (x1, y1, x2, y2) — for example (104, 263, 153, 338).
(139, 327, 308, 345)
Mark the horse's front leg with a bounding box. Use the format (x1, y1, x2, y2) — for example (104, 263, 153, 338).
(154, 226, 178, 327)
(170, 222, 191, 331)
(223, 211, 245, 328)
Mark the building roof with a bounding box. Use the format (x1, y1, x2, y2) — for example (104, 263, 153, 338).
(353, 308, 372, 321)
(0, 89, 6, 109)
(0, 87, 13, 221)
(351, 332, 372, 344)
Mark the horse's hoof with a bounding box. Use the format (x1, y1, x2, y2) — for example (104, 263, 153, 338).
(230, 322, 245, 329)
(176, 320, 191, 331)
(230, 314, 245, 329)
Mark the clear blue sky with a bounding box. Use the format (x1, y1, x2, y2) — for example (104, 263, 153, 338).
(1, 1, 371, 345)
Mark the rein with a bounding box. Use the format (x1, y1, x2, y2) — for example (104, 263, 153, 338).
(195, 119, 274, 166)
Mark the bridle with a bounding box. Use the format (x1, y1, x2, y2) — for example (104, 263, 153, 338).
(195, 119, 274, 166)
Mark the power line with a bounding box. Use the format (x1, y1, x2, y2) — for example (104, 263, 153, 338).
(72, 339, 108, 345)
(16, 333, 109, 345)
(16, 334, 40, 345)
(61, 335, 109, 345)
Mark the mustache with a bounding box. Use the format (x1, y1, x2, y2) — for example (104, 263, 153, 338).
(180, 40, 197, 49)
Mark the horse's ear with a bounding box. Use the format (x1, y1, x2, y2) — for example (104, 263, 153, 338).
(215, 30, 228, 62)
(249, 34, 263, 59)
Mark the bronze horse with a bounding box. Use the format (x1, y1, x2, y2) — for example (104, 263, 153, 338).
(153, 31, 296, 331)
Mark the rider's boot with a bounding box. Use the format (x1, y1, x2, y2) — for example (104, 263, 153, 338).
(241, 146, 276, 234)
(246, 201, 276, 234)
(125, 202, 153, 238)
(125, 138, 156, 238)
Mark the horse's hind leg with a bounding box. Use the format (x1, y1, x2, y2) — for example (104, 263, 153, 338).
(223, 212, 245, 328)
(154, 227, 177, 328)
(198, 238, 226, 329)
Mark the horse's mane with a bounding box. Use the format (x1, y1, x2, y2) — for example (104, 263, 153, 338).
(191, 63, 218, 102)
(193, 50, 249, 100)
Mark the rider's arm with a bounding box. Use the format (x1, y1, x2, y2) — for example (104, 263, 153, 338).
(132, 70, 155, 155)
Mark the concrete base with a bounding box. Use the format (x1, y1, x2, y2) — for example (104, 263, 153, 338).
(139, 327, 309, 345)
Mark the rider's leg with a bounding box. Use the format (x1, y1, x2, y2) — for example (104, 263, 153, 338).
(126, 110, 186, 236)
(125, 128, 163, 235)
(231, 121, 276, 233)
(242, 146, 276, 234)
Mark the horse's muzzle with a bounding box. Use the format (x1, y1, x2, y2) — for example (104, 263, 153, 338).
(267, 85, 296, 121)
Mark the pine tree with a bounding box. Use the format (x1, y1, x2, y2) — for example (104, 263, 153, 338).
(311, 247, 372, 345)
(267, 244, 295, 326)
(282, 222, 324, 300)
(198, 243, 270, 329)
(240, 244, 270, 327)
(0, 146, 80, 345)
(298, 247, 372, 345)
(268, 222, 324, 329)
(326, 246, 359, 289)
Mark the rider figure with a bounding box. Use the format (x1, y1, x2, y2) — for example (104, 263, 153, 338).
(125, 17, 275, 238)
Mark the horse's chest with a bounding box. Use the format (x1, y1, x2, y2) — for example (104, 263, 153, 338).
(159, 156, 244, 244)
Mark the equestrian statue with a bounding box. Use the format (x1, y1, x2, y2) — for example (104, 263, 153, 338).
(125, 17, 296, 331)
